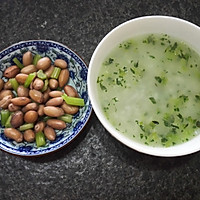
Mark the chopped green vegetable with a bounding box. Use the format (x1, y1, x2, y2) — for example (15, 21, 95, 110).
(58, 114, 73, 123)
(37, 69, 47, 80)
(43, 116, 52, 122)
(1, 110, 10, 127)
(19, 123, 34, 131)
(9, 78, 19, 92)
(5, 114, 12, 128)
(155, 76, 162, 83)
(41, 79, 48, 92)
(104, 58, 114, 65)
(163, 113, 175, 127)
(149, 97, 156, 104)
(24, 72, 36, 88)
(36, 131, 46, 147)
(33, 54, 41, 66)
(50, 67, 61, 79)
(62, 93, 85, 106)
(13, 57, 24, 69)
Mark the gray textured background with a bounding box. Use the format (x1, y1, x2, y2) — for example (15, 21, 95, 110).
(0, 0, 200, 200)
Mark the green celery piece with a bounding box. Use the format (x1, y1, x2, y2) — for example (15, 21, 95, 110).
(9, 78, 19, 91)
(50, 67, 61, 79)
(41, 116, 52, 122)
(24, 72, 36, 88)
(43, 116, 52, 122)
(36, 131, 46, 147)
(13, 57, 24, 69)
(5, 114, 12, 128)
(62, 93, 85, 107)
(58, 114, 73, 123)
(33, 54, 42, 66)
(19, 123, 34, 131)
(41, 79, 48, 92)
(1, 110, 10, 127)
(37, 69, 47, 80)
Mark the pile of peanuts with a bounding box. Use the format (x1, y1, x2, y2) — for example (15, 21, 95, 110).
(0, 51, 81, 145)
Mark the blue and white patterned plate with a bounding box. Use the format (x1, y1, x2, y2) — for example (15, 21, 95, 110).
(0, 40, 92, 156)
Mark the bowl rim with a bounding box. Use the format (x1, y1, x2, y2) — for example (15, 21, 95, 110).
(88, 15, 200, 157)
(0, 39, 92, 156)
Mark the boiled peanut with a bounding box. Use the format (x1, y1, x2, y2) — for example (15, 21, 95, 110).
(61, 102, 79, 115)
(4, 65, 20, 78)
(10, 111, 24, 128)
(44, 106, 64, 117)
(44, 126, 56, 141)
(46, 97, 63, 106)
(15, 73, 28, 84)
(36, 57, 51, 70)
(22, 102, 38, 113)
(58, 69, 69, 87)
(46, 119, 66, 130)
(24, 110, 38, 123)
(43, 87, 51, 103)
(4, 128, 23, 142)
(44, 65, 54, 78)
(8, 103, 21, 112)
(23, 51, 33, 66)
(49, 79, 58, 90)
(11, 97, 31, 106)
(0, 79, 4, 92)
(17, 85, 29, 97)
(4, 81, 12, 90)
(49, 91, 63, 98)
(33, 78, 44, 90)
(54, 59, 67, 69)
(38, 104, 44, 116)
(64, 85, 79, 97)
(34, 121, 45, 133)
(29, 89, 43, 103)
(0, 95, 12, 109)
(24, 129, 35, 142)
(21, 64, 37, 74)
(0, 90, 14, 100)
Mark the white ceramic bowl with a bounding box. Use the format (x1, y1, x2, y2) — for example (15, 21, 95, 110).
(88, 16, 200, 157)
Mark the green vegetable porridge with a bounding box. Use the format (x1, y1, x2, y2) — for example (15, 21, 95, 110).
(97, 33, 200, 147)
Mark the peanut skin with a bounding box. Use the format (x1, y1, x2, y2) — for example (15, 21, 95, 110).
(29, 89, 43, 103)
(22, 102, 38, 113)
(54, 59, 67, 69)
(4, 128, 23, 142)
(15, 73, 28, 84)
(61, 102, 79, 115)
(46, 119, 66, 130)
(23, 51, 33, 66)
(11, 97, 31, 106)
(58, 69, 69, 87)
(36, 57, 51, 70)
(64, 85, 79, 97)
(34, 121, 45, 133)
(0, 79, 4, 92)
(44, 126, 56, 141)
(17, 85, 29, 97)
(24, 129, 35, 142)
(45, 97, 63, 106)
(44, 106, 64, 117)
(0, 90, 14, 100)
(21, 64, 37, 74)
(10, 111, 24, 128)
(4, 65, 20, 78)
(24, 110, 38, 123)
(0, 95, 12, 109)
